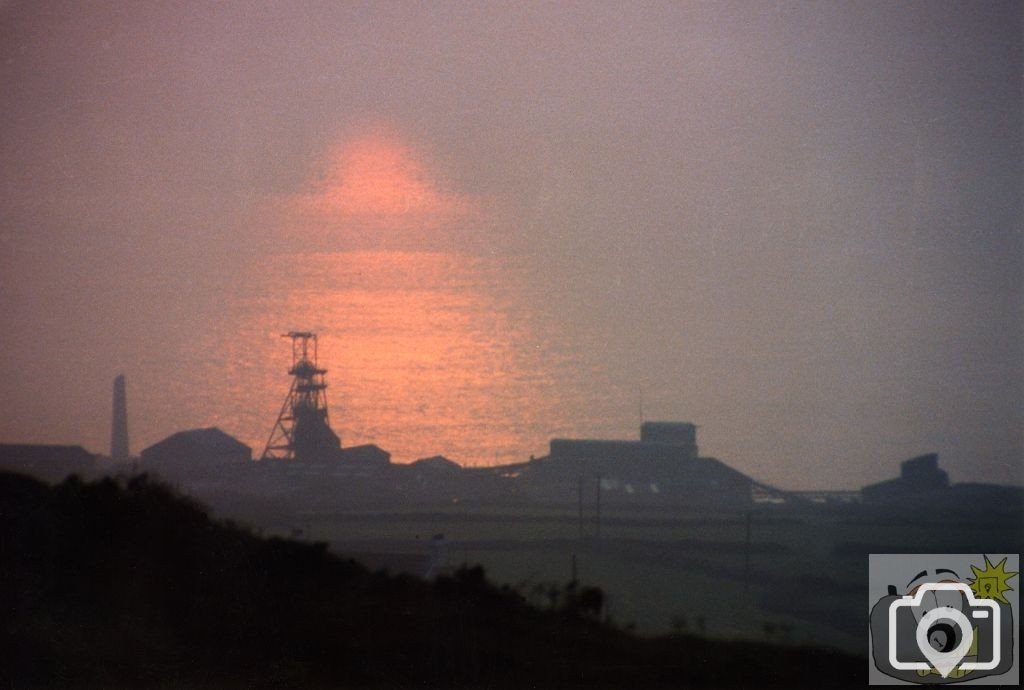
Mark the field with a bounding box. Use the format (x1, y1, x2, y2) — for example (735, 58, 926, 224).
(221, 501, 1022, 656)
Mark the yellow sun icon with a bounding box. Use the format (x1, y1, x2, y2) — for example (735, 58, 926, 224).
(968, 555, 1018, 604)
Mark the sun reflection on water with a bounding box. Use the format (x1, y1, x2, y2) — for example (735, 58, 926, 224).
(175, 127, 633, 465)
(184, 249, 621, 466)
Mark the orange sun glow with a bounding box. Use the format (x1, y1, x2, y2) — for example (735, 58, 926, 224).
(302, 132, 470, 219)
(274, 127, 493, 251)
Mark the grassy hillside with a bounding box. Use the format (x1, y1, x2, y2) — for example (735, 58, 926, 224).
(2, 471, 864, 688)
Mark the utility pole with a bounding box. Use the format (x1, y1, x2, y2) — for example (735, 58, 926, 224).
(577, 475, 585, 539)
(743, 510, 752, 593)
(595, 473, 603, 540)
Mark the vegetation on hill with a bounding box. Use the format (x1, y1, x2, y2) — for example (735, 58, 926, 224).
(2, 471, 863, 688)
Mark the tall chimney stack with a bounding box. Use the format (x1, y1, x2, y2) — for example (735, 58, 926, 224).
(111, 374, 129, 461)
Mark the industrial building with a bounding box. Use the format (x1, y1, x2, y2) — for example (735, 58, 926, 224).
(141, 427, 252, 474)
(861, 453, 948, 502)
(338, 444, 391, 466)
(860, 453, 1023, 510)
(521, 422, 754, 506)
(0, 444, 96, 483)
(78, 337, 749, 509)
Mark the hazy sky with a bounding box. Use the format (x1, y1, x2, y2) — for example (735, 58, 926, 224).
(1, 1, 1020, 489)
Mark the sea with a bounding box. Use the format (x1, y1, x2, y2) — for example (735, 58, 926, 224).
(170, 250, 639, 466)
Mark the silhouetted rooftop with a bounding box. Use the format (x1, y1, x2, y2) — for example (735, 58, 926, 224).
(142, 427, 251, 460)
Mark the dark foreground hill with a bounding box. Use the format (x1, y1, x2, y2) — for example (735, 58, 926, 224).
(2, 471, 863, 688)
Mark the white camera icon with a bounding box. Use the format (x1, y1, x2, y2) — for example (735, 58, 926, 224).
(888, 582, 1001, 677)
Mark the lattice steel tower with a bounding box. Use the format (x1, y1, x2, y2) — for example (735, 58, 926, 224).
(261, 331, 340, 461)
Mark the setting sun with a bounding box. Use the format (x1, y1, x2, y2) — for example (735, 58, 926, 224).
(321, 136, 447, 216)
(300, 131, 472, 220)
(280, 128, 486, 250)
